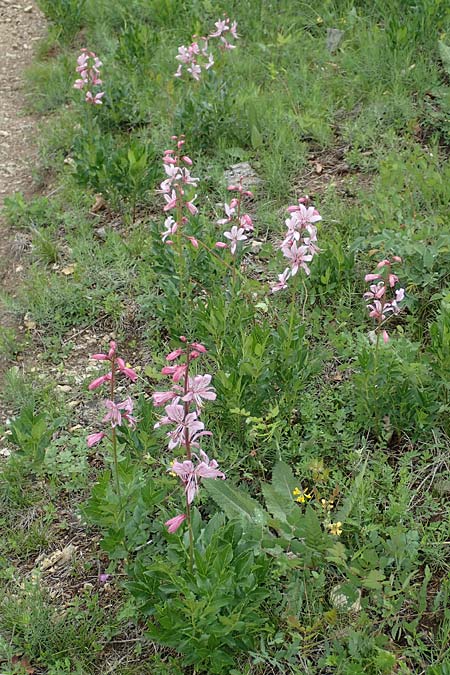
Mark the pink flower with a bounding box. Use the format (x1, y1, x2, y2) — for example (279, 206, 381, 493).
(365, 273, 381, 283)
(162, 215, 177, 243)
(166, 348, 185, 362)
(181, 374, 217, 408)
(152, 390, 179, 407)
(223, 225, 247, 254)
(271, 268, 291, 293)
(169, 450, 225, 503)
(88, 372, 112, 390)
(165, 513, 187, 533)
(240, 214, 254, 231)
(217, 201, 237, 225)
(87, 431, 106, 447)
(281, 241, 313, 276)
(382, 330, 389, 343)
(85, 91, 104, 105)
(209, 18, 229, 37)
(161, 364, 187, 383)
(190, 341, 207, 353)
(363, 282, 386, 301)
(102, 397, 136, 429)
(116, 358, 138, 382)
(155, 404, 208, 450)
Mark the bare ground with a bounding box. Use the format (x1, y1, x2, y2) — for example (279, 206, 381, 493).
(0, 0, 46, 378)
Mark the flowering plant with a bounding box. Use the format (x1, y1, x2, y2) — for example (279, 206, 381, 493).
(364, 256, 405, 343)
(174, 16, 238, 81)
(215, 180, 254, 256)
(271, 196, 322, 293)
(74, 49, 104, 105)
(87, 341, 138, 502)
(152, 337, 224, 560)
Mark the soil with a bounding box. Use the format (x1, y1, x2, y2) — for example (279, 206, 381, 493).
(0, 0, 46, 377)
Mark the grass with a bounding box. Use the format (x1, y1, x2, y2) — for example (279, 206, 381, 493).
(0, 0, 450, 672)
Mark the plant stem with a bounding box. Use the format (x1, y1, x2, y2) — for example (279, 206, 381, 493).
(110, 358, 123, 509)
(287, 273, 299, 350)
(176, 186, 185, 325)
(183, 347, 194, 569)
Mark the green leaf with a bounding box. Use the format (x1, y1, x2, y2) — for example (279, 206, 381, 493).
(251, 125, 263, 149)
(204, 480, 266, 523)
(362, 569, 385, 590)
(438, 40, 450, 76)
(261, 483, 292, 522)
(271, 460, 297, 501)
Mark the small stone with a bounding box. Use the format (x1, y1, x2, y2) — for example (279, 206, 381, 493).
(56, 385, 72, 393)
(24, 4, 33, 11)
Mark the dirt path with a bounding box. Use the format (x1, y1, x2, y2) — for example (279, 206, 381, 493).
(0, 0, 46, 376)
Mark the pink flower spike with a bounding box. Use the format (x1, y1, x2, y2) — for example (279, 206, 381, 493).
(382, 330, 390, 343)
(88, 373, 112, 390)
(165, 514, 187, 533)
(87, 431, 106, 447)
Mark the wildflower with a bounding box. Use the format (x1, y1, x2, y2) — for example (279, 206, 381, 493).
(223, 225, 247, 255)
(165, 513, 187, 533)
(175, 18, 238, 80)
(98, 573, 110, 584)
(272, 197, 321, 291)
(102, 397, 136, 429)
(87, 431, 106, 448)
(152, 390, 179, 407)
(74, 49, 104, 105)
(88, 372, 112, 391)
(364, 258, 405, 342)
(169, 450, 225, 504)
(180, 374, 217, 408)
(281, 241, 313, 276)
(293, 487, 313, 504)
(327, 521, 343, 536)
(320, 498, 334, 511)
(158, 137, 199, 244)
(271, 268, 291, 293)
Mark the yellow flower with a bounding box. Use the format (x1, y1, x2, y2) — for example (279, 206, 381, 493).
(293, 487, 313, 503)
(327, 522, 343, 536)
(320, 498, 334, 511)
(169, 460, 176, 477)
